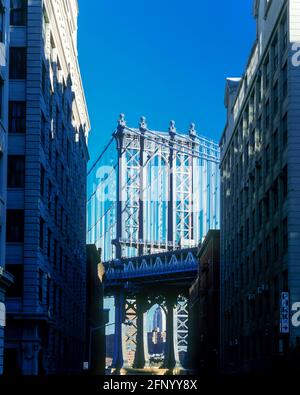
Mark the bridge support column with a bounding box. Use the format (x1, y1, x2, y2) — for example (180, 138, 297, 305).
(133, 294, 149, 369)
(163, 294, 182, 371)
(111, 289, 127, 373)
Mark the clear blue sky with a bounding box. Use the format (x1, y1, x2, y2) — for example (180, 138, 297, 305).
(78, 0, 255, 165)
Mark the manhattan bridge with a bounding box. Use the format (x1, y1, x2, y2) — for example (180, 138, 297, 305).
(87, 114, 220, 374)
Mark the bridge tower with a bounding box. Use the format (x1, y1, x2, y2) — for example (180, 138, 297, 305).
(113, 114, 203, 259)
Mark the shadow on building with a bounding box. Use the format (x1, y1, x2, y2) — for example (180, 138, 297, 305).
(189, 230, 220, 377)
(85, 245, 106, 375)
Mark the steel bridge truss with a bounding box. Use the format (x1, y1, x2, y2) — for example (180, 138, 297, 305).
(114, 116, 213, 259)
(105, 247, 197, 371)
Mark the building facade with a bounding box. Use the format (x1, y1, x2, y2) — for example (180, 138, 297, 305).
(85, 245, 106, 375)
(189, 230, 220, 375)
(0, 0, 13, 376)
(4, 0, 90, 375)
(220, 0, 300, 373)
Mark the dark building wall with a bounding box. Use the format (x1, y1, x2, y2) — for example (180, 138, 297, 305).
(85, 245, 105, 375)
(4, 0, 90, 375)
(189, 230, 220, 375)
(0, 271, 14, 375)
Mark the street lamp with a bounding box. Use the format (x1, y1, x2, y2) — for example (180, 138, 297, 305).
(87, 319, 133, 371)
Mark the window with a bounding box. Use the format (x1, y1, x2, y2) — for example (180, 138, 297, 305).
(53, 240, 57, 267)
(273, 129, 278, 162)
(40, 165, 45, 197)
(56, 106, 60, 137)
(47, 276, 51, 308)
(61, 165, 64, 193)
(60, 207, 63, 231)
(62, 125, 66, 152)
(272, 35, 278, 70)
(10, 0, 27, 26)
(251, 129, 255, 154)
(273, 82, 278, 115)
(9, 47, 27, 79)
(55, 151, 59, 178)
(282, 218, 288, 253)
(47, 229, 52, 257)
(59, 289, 63, 317)
(240, 227, 244, 251)
(246, 218, 250, 244)
(274, 275, 279, 305)
(9, 101, 26, 133)
(282, 165, 288, 199)
(54, 196, 58, 223)
(265, 0, 272, 16)
(64, 257, 68, 281)
(265, 236, 271, 266)
(258, 244, 263, 270)
(41, 113, 46, 147)
(6, 264, 23, 298)
(252, 210, 256, 236)
(245, 142, 249, 167)
(42, 61, 46, 95)
(265, 145, 270, 174)
(7, 155, 25, 187)
(257, 165, 262, 187)
(282, 62, 287, 98)
(273, 228, 279, 262)
(49, 135, 52, 166)
(0, 2, 4, 43)
(50, 34, 55, 63)
(281, 14, 288, 52)
(265, 191, 270, 222)
(282, 113, 287, 148)
(246, 256, 250, 281)
(264, 56, 270, 91)
(59, 247, 63, 272)
(252, 251, 256, 278)
(6, 209, 24, 242)
(39, 217, 44, 250)
(67, 139, 71, 164)
(283, 270, 288, 292)
(265, 100, 270, 129)
(48, 179, 52, 210)
(273, 180, 278, 212)
(257, 117, 262, 145)
(39, 269, 43, 303)
(53, 284, 57, 315)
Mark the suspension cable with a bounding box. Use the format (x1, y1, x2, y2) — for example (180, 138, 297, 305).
(87, 135, 114, 176)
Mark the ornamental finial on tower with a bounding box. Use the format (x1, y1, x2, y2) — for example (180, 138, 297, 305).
(118, 113, 126, 128)
(169, 120, 176, 137)
(189, 122, 197, 138)
(139, 116, 147, 131)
